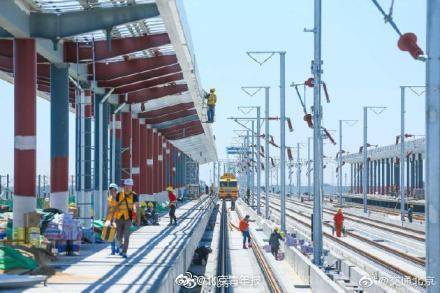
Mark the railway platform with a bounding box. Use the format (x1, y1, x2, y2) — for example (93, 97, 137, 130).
(13, 196, 215, 293)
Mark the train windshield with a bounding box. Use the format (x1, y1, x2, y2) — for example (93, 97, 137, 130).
(220, 181, 237, 188)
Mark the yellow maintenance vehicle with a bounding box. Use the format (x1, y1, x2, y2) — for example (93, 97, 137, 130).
(218, 173, 238, 200)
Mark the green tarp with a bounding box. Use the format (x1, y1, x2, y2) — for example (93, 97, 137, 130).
(0, 245, 37, 271)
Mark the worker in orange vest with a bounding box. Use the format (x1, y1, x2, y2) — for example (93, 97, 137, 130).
(239, 215, 251, 249)
(333, 208, 344, 237)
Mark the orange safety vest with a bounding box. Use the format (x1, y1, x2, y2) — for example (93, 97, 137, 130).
(106, 195, 118, 221)
(115, 191, 136, 220)
(239, 219, 249, 232)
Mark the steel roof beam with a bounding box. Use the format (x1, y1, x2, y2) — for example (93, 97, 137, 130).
(138, 101, 194, 117)
(97, 63, 181, 88)
(121, 83, 188, 104)
(142, 108, 197, 125)
(142, 101, 194, 116)
(166, 129, 204, 140)
(28, 3, 159, 39)
(153, 114, 199, 129)
(162, 125, 203, 137)
(113, 72, 183, 94)
(63, 33, 170, 62)
(0, 2, 89, 86)
(0, 27, 12, 37)
(159, 120, 202, 133)
(91, 54, 178, 80)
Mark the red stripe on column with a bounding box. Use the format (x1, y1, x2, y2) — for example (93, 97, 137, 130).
(14, 38, 36, 197)
(152, 130, 158, 193)
(121, 112, 132, 182)
(158, 133, 163, 192)
(132, 117, 140, 193)
(161, 136, 166, 191)
(166, 141, 171, 187)
(139, 123, 147, 195)
(146, 127, 153, 194)
(51, 157, 68, 192)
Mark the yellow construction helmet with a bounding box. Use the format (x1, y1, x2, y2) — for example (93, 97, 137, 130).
(141, 201, 147, 208)
(147, 202, 154, 208)
(166, 186, 174, 192)
(210, 88, 215, 93)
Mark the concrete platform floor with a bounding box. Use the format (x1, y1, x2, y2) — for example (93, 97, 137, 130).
(228, 204, 270, 293)
(17, 198, 210, 293)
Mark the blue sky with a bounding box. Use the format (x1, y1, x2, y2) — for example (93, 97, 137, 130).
(0, 0, 426, 186)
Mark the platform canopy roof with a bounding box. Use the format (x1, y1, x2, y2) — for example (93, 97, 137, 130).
(0, 0, 217, 164)
(341, 138, 425, 164)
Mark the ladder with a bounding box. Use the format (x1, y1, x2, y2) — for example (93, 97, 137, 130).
(74, 39, 96, 231)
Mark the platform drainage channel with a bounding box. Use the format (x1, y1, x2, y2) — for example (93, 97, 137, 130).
(180, 201, 219, 293)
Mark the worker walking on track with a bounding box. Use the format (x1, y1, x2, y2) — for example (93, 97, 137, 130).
(206, 88, 217, 123)
(333, 208, 344, 237)
(239, 215, 251, 249)
(269, 227, 284, 260)
(106, 183, 119, 255)
(407, 205, 414, 223)
(167, 186, 178, 225)
(115, 178, 139, 258)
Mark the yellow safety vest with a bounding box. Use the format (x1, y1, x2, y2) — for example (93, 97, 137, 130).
(207, 93, 217, 106)
(105, 195, 118, 221)
(115, 192, 136, 220)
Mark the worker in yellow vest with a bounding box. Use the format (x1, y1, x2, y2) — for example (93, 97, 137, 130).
(115, 178, 139, 258)
(206, 88, 217, 123)
(106, 183, 119, 255)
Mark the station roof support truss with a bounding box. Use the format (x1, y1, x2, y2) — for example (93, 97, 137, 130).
(0, 0, 217, 164)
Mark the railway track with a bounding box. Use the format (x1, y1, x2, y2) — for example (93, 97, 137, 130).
(264, 200, 426, 289)
(235, 204, 283, 293)
(286, 197, 426, 242)
(334, 198, 425, 221)
(217, 200, 231, 293)
(265, 194, 425, 241)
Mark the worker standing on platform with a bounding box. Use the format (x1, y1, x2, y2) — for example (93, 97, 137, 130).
(333, 208, 344, 237)
(206, 88, 217, 123)
(106, 183, 119, 255)
(407, 205, 414, 223)
(115, 178, 139, 258)
(167, 186, 178, 225)
(269, 227, 284, 260)
(239, 215, 251, 249)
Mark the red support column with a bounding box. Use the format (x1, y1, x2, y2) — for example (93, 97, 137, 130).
(50, 63, 69, 212)
(161, 136, 167, 191)
(132, 116, 140, 193)
(139, 120, 147, 195)
(121, 112, 132, 183)
(146, 125, 153, 195)
(13, 39, 37, 231)
(162, 136, 168, 190)
(170, 144, 174, 187)
(169, 145, 172, 187)
(158, 133, 164, 192)
(152, 129, 158, 193)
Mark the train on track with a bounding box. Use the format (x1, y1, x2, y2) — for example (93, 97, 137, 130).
(218, 173, 238, 200)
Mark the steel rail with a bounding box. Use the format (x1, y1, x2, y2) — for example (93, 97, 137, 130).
(267, 202, 427, 288)
(235, 206, 283, 293)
